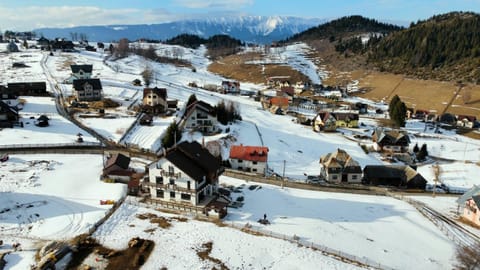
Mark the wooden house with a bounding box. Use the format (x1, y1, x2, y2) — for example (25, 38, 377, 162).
(144, 141, 227, 218)
(183, 100, 218, 134)
(313, 112, 337, 132)
(73, 79, 103, 102)
(7, 82, 48, 96)
(363, 165, 427, 189)
(372, 127, 410, 153)
(229, 145, 269, 175)
(142, 87, 168, 114)
(103, 153, 135, 183)
(0, 100, 19, 128)
(320, 149, 362, 183)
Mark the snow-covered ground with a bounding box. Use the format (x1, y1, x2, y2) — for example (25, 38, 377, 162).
(0, 96, 98, 146)
(221, 176, 457, 270)
(2, 42, 480, 269)
(94, 201, 363, 270)
(0, 154, 126, 269)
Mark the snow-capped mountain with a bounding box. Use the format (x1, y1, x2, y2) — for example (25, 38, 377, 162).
(33, 16, 326, 43)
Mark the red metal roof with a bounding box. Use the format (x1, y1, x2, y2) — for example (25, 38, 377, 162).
(270, 97, 289, 107)
(229, 145, 269, 162)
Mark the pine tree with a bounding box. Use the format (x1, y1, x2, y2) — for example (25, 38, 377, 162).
(162, 121, 181, 148)
(416, 143, 428, 161)
(413, 143, 419, 153)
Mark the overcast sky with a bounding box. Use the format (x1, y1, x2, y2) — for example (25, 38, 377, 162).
(1, 0, 479, 30)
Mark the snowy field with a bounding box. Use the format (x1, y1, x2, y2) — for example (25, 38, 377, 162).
(221, 176, 456, 270)
(0, 97, 98, 146)
(0, 49, 48, 85)
(0, 154, 127, 269)
(94, 202, 363, 270)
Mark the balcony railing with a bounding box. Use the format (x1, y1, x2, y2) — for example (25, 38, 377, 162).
(143, 181, 196, 194)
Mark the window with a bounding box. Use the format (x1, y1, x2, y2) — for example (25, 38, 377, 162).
(181, 193, 191, 201)
(253, 168, 257, 172)
(352, 175, 358, 180)
(155, 176, 163, 185)
(253, 161, 258, 165)
(170, 191, 175, 199)
(169, 178, 175, 185)
(169, 166, 174, 175)
(238, 167, 243, 170)
(156, 189, 164, 198)
(156, 162, 161, 169)
(238, 159, 243, 163)
(187, 181, 191, 190)
(332, 175, 338, 180)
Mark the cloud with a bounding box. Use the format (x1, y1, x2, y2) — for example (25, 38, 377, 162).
(175, 0, 253, 9)
(0, 6, 179, 30)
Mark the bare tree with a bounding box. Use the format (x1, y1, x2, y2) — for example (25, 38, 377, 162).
(456, 242, 480, 270)
(115, 38, 130, 58)
(141, 65, 153, 87)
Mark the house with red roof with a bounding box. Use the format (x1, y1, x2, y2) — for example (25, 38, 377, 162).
(229, 145, 269, 175)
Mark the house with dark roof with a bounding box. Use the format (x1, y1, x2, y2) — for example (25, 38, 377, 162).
(7, 40, 19, 53)
(7, 82, 48, 96)
(142, 87, 168, 114)
(229, 145, 269, 175)
(0, 100, 19, 128)
(183, 100, 218, 134)
(65, 65, 93, 83)
(34, 115, 49, 127)
(463, 195, 480, 227)
(320, 149, 362, 183)
(363, 165, 427, 189)
(372, 127, 410, 153)
(103, 153, 135, 182)
(221, 81, 240, 94)
(313, 112, 337, 132)
(144, 141, 226, 218)
(0, 85, 16, 100)
(37, 37, 50, 48)
(73, 79, 103, 101)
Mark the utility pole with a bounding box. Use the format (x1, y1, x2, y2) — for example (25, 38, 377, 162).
(282, 160, 286, 189)
(433, 163, 440, 198)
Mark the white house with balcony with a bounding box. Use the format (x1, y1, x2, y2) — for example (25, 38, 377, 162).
(65, 64, 93, 84)
(143, 141, 226, 216)
(183, 100, 218, 134)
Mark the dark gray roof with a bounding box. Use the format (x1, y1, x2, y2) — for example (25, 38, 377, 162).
(456, 185, 480, 204)
(364, 165, 405, 179)
(0, 100, 18, 115)
(166, 141, 222, 183)
(472, 195, 480, 208)
(71, 65, 93, 74)
(105, 153, 131, 170)
(73, 79, 102, 90)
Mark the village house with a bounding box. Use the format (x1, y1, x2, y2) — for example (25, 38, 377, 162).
(0, 100, 19, 128)
(142, 87, 168, 114)
(456, 115, 477, 129)
(229, 145, 269, 175)
(183, 100, 218, 134)
(320, 149, 362, 183)
(363, 165, 427, 189)
(102, 153, 136, 183)
(7, 40, 19, 53)
(73, 79, 103, 102)
(51, 38, 75, 51)
(7, 82, 48, 96)
(462, 195, 480, 227)
(313, 111, 337, 132)
(37, 37, 50, 49)
(143, 141, 227, 218)
(456, 185, 480, 213)
(262, 96, 290, 115)
(331, 111, 359, 128)
(65, 65, 93, 84)
(221, 81, 240, 94)
(372, 127, 410, 153)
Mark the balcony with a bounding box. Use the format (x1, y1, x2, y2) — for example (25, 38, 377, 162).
(160, 171, 181, 178)
(143, 181, 196, 194)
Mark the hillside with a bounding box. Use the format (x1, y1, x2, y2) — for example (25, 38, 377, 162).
(285, 15, 402, 42)
(369, 12, 480, 83)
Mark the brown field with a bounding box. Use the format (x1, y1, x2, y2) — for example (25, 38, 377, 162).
(356, 71, 480, 118)
(208, 52, 309, 84)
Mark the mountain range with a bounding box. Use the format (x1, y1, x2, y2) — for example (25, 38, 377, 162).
(34, 16, 326, 43)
